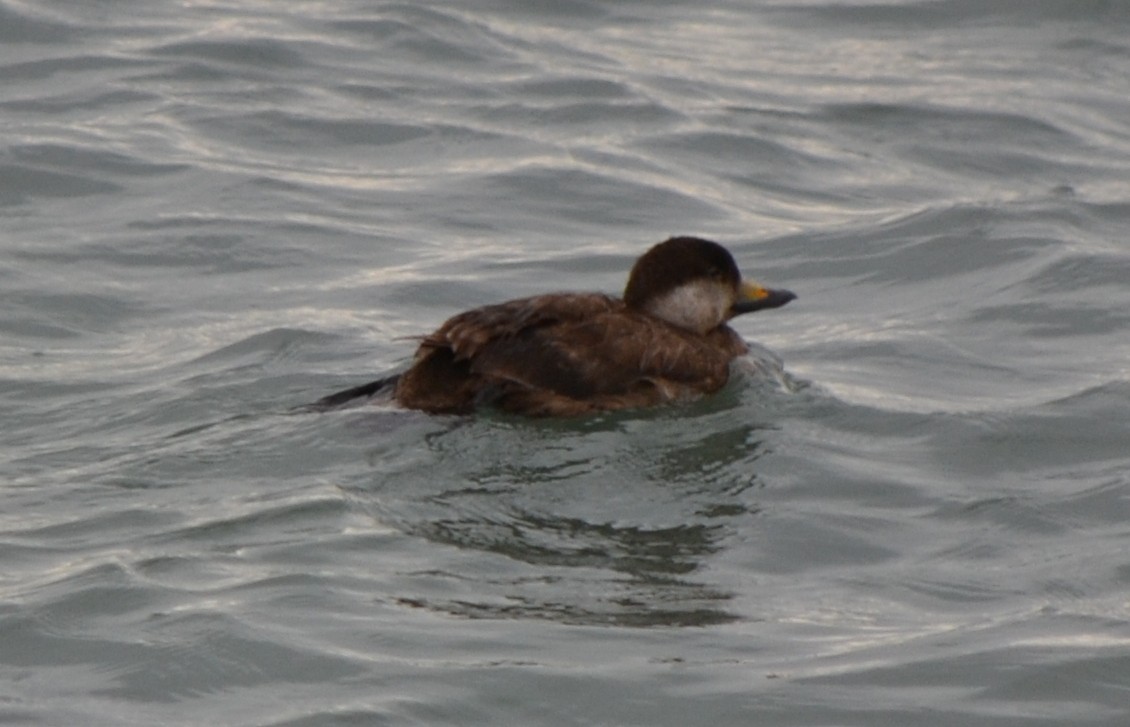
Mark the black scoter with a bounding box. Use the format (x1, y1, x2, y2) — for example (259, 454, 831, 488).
(316, 236, 795, 416)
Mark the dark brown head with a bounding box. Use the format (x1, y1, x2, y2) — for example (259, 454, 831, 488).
(623, 236, 795, 333)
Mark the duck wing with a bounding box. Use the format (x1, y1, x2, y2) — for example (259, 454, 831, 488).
(397, 293, 747, 416)
(475, 311, 741, 391)
(421, 293, 621, 360)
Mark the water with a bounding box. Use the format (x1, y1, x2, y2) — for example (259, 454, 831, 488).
(3, 0, 1130, 724)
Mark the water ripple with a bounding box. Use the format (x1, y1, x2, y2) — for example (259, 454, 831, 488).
(3, 0, 1130, 723)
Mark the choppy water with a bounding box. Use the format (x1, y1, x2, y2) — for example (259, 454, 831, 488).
(4, 0, 1130, 724)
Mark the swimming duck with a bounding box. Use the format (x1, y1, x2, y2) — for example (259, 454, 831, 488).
(316, 236, 795, 416)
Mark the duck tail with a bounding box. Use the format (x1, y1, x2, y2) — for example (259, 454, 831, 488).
(310, 374, 400, 411)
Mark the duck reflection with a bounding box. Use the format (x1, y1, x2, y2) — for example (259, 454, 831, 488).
(353, 416, 776, 627)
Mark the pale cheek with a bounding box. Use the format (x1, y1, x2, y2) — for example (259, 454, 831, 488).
(645, 281, 731, 333)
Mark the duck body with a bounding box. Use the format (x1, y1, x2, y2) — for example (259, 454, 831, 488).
(317, 237, 795, 417)
(393, 292, 748, 416)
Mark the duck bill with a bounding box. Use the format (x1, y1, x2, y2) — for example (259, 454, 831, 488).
(731, 281, 797, 316)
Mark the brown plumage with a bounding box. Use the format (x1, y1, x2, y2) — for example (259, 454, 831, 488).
(316, 236, 795, 417)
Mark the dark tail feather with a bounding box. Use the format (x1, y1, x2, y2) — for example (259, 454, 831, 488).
(310, 374, 400, 411)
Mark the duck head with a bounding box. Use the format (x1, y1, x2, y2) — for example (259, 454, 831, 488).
(623, 236, 796, 334)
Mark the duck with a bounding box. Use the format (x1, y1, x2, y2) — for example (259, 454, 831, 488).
(315, 236, 795, 417)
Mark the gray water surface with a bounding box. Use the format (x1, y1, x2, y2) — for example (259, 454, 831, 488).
(3, 1, 1130, 724)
